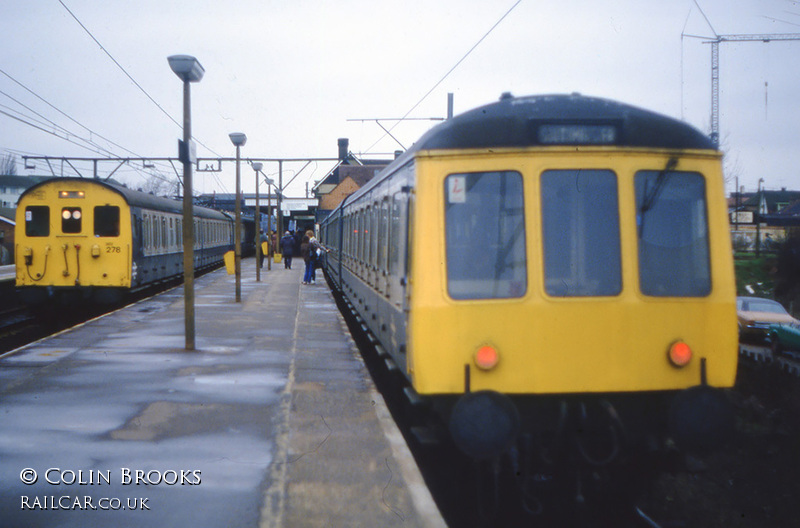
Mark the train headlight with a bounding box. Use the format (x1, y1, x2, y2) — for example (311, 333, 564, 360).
(474, 345, 500, 371)
(668, 341, 693, 368)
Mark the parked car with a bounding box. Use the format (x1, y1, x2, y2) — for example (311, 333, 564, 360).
(767, 322, 800, 356)
(737, 296, 798, 345)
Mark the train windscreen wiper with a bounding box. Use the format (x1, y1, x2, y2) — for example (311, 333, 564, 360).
(638, 156, 678, 238)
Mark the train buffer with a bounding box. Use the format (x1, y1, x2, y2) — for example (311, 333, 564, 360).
(0, 261, 445, 527)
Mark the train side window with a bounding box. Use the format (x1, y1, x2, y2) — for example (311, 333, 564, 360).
(62, 207, 82, 234)
(357, 211, 364, 263)
(378, 198, 389, 271)
(445, 171, 526, 299)
(25, 206, 50, 237)
(345, 214, 352, 259)
(94, 206, 120, 237)
(541, 169, 621, 297)
(364, 206, 372, 265)
(635, 170, 711, 296)
(389, 196, 406, 276)
(370, 204, 379, 267)
(143, 214, 150, 249)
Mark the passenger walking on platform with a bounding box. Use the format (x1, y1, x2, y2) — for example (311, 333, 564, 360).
(307, 234, 324, 284)
(258, 230, 268, 268)
(280, 231, 295, 269)
(301, 235, 317, 284)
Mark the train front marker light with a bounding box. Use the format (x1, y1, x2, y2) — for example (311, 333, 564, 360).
(668, 341, 693, 368)
(474, 345, 500, 371)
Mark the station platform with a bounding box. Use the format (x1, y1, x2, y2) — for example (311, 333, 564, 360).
(0, 263, 13, 283)
(0, 261, 445, 528)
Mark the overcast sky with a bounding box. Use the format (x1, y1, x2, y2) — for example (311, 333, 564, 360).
(1, 0, 799, 198)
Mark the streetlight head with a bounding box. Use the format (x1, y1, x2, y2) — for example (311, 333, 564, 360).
(229, 132, 247, 147)
(167, 55, 204, 82)
(252, 162, 263, 172)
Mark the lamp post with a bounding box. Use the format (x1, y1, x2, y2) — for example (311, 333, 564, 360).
(252, 161, 263, 281)
(167, 54, 204, 351)
(229, 132, 247, 302)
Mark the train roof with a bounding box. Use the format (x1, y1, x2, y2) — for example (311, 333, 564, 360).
(20, 177, 230, 220)
(324, 94, 718, 217)
(406, 93, 716, 154)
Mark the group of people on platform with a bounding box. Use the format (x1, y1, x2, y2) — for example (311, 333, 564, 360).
(258, 228, 325, 285)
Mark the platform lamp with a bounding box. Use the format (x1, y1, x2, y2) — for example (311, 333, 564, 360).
(252, 161, 264, 281)
(167, 54, 204, 351)
(229, 132, 247, 302)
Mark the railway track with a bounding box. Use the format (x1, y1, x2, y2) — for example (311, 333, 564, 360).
(0, 305, 40, 354)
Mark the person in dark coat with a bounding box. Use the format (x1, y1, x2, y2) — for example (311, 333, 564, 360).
(280, 231, 295, 269)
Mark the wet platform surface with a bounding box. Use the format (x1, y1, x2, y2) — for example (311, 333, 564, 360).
(0, 261, 445, 527)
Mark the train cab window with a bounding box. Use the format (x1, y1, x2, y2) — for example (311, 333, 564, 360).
(61, 207, 82, 234)
(635, 170, 710, 296)
(445, 171, 526, 300)
(541, 170, 621, 297)
(94, 206, 120, 237)
(25, 206, 50, 237)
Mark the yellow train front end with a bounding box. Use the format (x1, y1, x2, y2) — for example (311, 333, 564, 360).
(407, 146, 737, 457)
(16, 178, 132, 305)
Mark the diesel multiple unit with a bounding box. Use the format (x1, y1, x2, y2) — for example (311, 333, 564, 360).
(320, 94, 737, 496)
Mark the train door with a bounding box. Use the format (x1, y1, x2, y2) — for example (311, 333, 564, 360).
(386, 163, 415, 361)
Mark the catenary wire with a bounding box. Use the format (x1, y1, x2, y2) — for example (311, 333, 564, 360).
(58, 0, 222, 159)
(364, 0, 523, 153)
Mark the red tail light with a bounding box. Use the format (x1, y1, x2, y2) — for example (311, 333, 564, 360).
(474, 345, 500, 370)
(668, 341, 692, 367)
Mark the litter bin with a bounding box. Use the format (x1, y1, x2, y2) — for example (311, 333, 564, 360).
(224, 250, 235, 274)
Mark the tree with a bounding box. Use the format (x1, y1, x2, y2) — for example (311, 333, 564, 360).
(137, 172, 176, 197)
(1, 153, 17, 175)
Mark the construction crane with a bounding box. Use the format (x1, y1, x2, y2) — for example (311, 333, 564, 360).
(706, 33, 800, 146)
(684, 31, 800, 147)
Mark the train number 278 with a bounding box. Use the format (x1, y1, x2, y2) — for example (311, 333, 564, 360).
(106, 246, 121, 253)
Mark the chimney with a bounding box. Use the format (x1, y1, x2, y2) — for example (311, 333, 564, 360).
(338, 138, 349, 162)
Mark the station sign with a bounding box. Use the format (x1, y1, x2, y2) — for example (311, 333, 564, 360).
(731, 211, 754, 224)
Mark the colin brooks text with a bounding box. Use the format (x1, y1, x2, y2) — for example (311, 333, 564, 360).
(22, 468, 202, 486)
